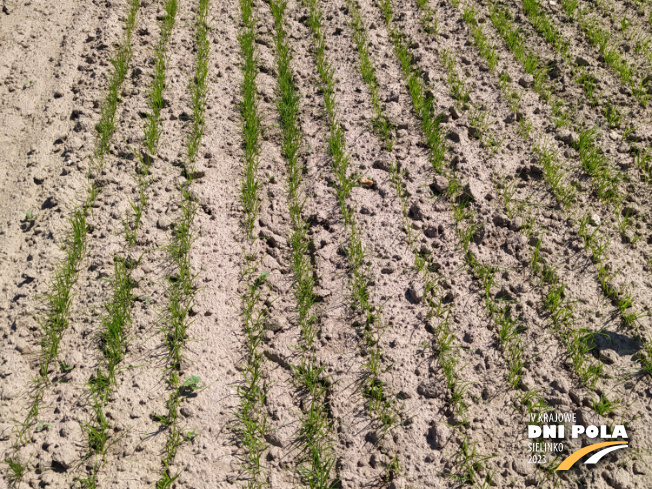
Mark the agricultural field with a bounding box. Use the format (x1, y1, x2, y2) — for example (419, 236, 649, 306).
(2, 0, 652, 487)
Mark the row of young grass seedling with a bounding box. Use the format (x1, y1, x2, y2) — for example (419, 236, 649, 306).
(552, 0, 651, 105)
(518, 0, 652, 142)
(152, 0, 209, 487)
(593, 0, 652, 66)
(400, 0, 558, 422)
(76, 3, 180, 487)
(475, 0, 652, 242)
(358, 0, 470, 421)
(143, 0, 177, 155)
(4, 1, 141, 485)
(405, 2, 634, 479)
(301, 0, 404, 483)
(518, 0, 649, 108)
(232, 1, 270, 487)
(412, 0, 644, 455)
(271, 2, 341, 486)
(374, 0, 522, 485)
(450, 0, 652, 377)
(499, 0, 652, 187)
(431, 2, 652, 452)
(486, 2, 618, 198)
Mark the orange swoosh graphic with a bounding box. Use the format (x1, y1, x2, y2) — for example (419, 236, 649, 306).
(556, 441, 628, 471)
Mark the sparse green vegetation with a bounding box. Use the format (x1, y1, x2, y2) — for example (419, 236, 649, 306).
(154, 0, 209, 486)
(95, 0, 140, 158)
(6, 1, 141, 481)
(232, 3, 271, 488)
(6, 0, 652, 487)
(144, 0, 177, 154)
(272, 0, 339, 485)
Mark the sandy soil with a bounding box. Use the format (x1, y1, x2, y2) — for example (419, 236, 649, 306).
(1, 0, 651, 488)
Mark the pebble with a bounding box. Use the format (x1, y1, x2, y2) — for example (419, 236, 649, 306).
(576, 56, 590, 66)
(431, 175, 449, 193)
(157, 216, 172, 230)
(598, 349, 618, 364)
(365, 430, 381, 444)
(428, 423, 452, 449)
(510, 216, 524, 231)
(266, 317, 285, 332)
(518, 75, 533, 88)
(417, 381, 439, 399)
(51, 443, 77, 470)
(407, 280, 424, 303)
(388, 479, 406, 489)
(493, 213, 511, 228)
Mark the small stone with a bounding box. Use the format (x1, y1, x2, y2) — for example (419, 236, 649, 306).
(558, 130, 575, 145)
(388, 479, 405, 489)
(468, 126, 479, 139)
(417, 382, 439, 399)
(157, 217, 172, 230)
(447, 130, 460, 143)
(51, 443, 77, 470)
(180, 406, 195, 418)
(267, 447, 281, 462)
(264, 348, 290, 370)
(493, 213, 511, 228)
(266, 318, 285, 332)
(424, 226, 438, 238)
(365, 430, 381, 444)
(518, 75, 533, 88)
(372, 159, 389, 171)
(462, 178, 487, 202)
(266, 233, 287, 249)
(448, 413, 464, 426)
(482, 385, 496, 400)
(407, 281, 424, 303)
(409, 202, 425, 220)
(59, 421, 79, 439)
(369, 453, 380, 468)
(617, 142, 629, 154)
(427, 423, 452, 449)
(598, 349, 618, 364)
(590, 213, 601, 226)
(513, 458, 535, 476)
(633, 461, 646, 475)
(511, 216, 524, 231)
(14, 338, 28, 354)
(431, 175, 449, 193)
(576, 56, 589, 66)
(264, 431, 285, 448)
